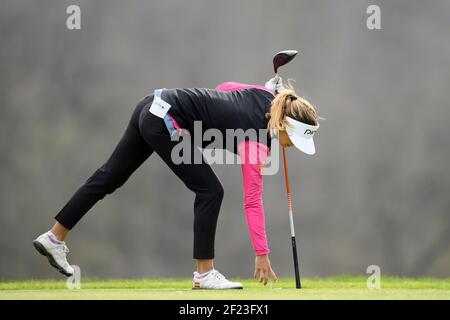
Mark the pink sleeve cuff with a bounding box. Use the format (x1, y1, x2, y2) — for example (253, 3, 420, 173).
(255, 249, 271, 256)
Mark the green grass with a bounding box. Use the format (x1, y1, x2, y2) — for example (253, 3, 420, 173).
(0, 276, 449, 300)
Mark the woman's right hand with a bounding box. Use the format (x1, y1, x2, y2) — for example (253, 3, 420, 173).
(254, 254, 278, 285)
(265, 76, 284, 95)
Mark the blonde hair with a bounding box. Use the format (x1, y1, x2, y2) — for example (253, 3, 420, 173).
(266, 81, 318, 137)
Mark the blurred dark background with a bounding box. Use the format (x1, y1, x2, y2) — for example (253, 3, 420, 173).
(1, 0, 449, 279)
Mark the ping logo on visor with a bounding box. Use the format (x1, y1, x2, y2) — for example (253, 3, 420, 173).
(304, 129, 317, 136)
(285, 116, 319, 155)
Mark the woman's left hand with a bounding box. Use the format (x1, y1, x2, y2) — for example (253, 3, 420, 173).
(254, 254, 278, 285)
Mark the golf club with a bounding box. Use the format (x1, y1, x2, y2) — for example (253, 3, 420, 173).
(282, 146, 301, 289)
(273, 50, 298, 75)
(273, 49, 302, 289)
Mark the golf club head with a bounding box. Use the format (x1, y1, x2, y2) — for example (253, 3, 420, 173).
(273, 50, 298, 74)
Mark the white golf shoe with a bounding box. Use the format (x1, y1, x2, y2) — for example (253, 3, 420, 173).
(192, 269, 243, 290)
(33, 231, 74, 276)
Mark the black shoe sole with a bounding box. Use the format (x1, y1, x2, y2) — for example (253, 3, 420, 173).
(33, 240, 73, 277)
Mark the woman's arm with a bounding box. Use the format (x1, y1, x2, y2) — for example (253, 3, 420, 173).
(238, 140, 278, 285)
(237, 140, 270, 255)
(216, 82, 274, 95)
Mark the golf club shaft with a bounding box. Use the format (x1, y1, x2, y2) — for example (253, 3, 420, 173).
(282, 146, 301, 289)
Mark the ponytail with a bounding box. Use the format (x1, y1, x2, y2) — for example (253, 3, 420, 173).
(266, 89, 296, 137)
(266, 82, 318, 138)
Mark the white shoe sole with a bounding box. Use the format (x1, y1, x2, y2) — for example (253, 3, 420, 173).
(192, 287, 244, 290)
(192, 283, 243, 290)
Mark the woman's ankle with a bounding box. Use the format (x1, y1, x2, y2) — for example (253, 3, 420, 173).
(51, 222, 70, 241)
(196, 259, 214, 274)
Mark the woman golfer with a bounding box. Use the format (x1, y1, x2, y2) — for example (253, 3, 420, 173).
(33, 77, 319, 289)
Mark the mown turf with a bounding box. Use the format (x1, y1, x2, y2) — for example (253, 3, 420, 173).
(0, 276, 449, 300)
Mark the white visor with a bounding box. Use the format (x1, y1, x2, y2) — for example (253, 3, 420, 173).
(285, 116, 319, 155)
